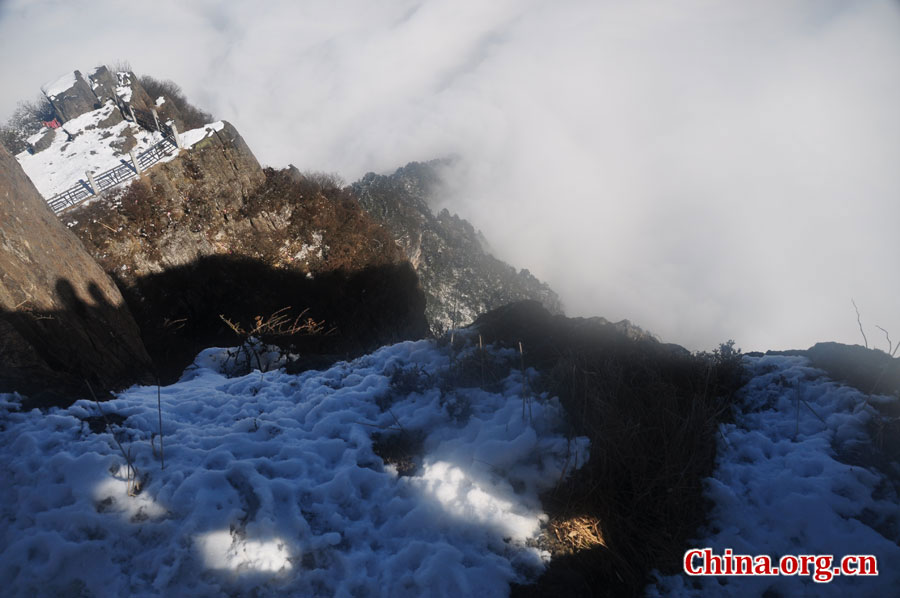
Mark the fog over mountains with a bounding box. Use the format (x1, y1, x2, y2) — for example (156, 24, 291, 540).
(2, 0, 899, 351)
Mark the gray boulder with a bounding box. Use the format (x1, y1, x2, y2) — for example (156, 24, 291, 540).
(41, 70, 98, 123)
(86, 65, 118, 104)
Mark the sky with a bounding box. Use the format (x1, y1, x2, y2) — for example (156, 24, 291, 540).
(1, 0, 898, 352)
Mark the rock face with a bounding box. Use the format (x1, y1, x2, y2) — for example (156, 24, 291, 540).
(352, 161, 564, 333)
(65, 129, 427, 379)
(86, 65, 119, 105)
(0, 144, 153, 406)
(42, 71, 97, 122)
(39, 67, 160, 129)
(41, 70, 98, 123)
(67, 121, 266, 278)
(113, 70, 158, 115)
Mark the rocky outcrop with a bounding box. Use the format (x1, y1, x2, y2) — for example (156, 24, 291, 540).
(0, 144, 153, 406)
(66, 120, 266, 279)
(64, 132, 428, 379)
(41, 70, 98, 123)
(352, 161, 564, 333)
(40, 67, 163, 129)
(29, 128, 55, 154)
(86, 65, 119, 105)
(804, 342, 900, 398)
(113, 70, 157, 115)
(141, 120, 266, 236)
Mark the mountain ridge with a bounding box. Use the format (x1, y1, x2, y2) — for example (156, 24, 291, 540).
(353, 160, 564, 334)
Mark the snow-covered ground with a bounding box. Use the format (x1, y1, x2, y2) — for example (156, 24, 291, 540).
(2, 342, 896, 597)
(649, 354, 900, 597)
(15, 100, 168, 199)
(0, 338, 589, 597)
(15, 95, 226, 203)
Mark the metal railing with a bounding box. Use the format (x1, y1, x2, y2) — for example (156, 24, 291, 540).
(46, 136, 178, 214)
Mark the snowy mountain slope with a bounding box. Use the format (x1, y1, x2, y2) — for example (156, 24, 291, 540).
(0, 338, 589, 597)
(648, 354, 900, 597)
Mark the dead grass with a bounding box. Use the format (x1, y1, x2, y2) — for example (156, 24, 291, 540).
(218, 307, 332, 375)
(473, 301, 744, 597)
(537, 351, 734, 591)
(220, 306, 327, 340)
(546, 515, 606, 554)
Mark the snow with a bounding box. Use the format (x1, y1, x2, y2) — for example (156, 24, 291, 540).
(648, 355, 900, 597)
(15, 100, 167, 198)
(295, 231, 326, 262)
(0, 339, 589, 597)
(155, 96, 166, 107)
(180, 120, 226, 148)
(14, 98, 229, 204)
(41, 71, 78, 99)
(115, 71, 133, 102)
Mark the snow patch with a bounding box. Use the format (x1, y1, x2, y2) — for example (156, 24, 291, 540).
(196, 530, 294, 573)
(180, 121, 226, 148)
(295, 231, 326, 262)
(41, 71, 77, 99)
(115, 71, 133, 102)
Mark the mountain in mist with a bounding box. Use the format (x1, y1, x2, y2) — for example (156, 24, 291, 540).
(352, 160, 563, 334)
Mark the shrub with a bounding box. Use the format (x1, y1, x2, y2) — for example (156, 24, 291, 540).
(219, 307, 329, 375)
(118, 180, 158, 226)
(139, 75, 214, 130)
(0, 95, 56, 154)
(109, 60, 133, 74)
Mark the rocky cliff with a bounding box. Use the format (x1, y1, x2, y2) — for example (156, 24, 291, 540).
(64, 126, 427, 378)
(67, 120, 267, 280)
(352, 161, 564, 333)
(40, 70, 99, 123)
(0, 144, 152, 406)
(39, 66, 186, 131)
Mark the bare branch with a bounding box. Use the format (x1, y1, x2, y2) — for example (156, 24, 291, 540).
(157, 380, 165, 470)
(220, 307, 327, 339)
(875, 325, 896, 357)
(851, 299, 868, 349)
(85, 380, 141, 495)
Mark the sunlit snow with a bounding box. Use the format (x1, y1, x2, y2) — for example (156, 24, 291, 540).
(196, 530, 293, 573)
(0, 338, 589, 597)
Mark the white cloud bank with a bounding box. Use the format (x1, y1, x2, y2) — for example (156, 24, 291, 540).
(2, 0, 898, 351)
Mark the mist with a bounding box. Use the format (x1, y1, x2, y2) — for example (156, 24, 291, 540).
(2, 0, 898, 351)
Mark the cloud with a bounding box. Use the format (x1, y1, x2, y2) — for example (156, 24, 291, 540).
(2, 0, 898, 351)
